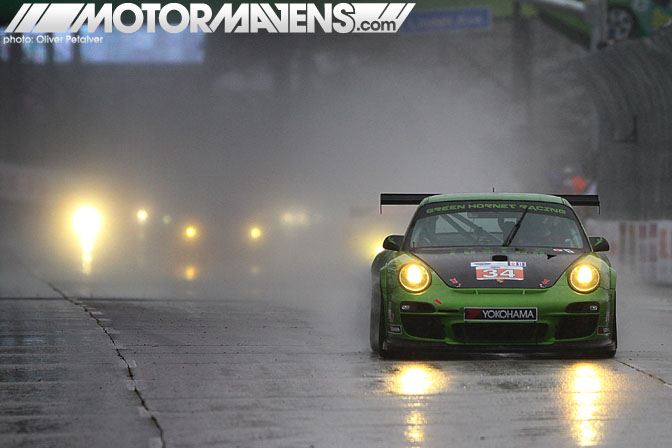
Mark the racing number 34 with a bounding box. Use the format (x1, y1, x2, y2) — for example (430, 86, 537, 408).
(476, 267, 524, 281)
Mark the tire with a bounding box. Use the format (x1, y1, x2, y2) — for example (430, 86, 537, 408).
(607, 7, 636, 40)
(369, 281, 382, 353)
(594, 293, 617, 359)
(369, 281, 390, 357)
(607, 294, 618, 357)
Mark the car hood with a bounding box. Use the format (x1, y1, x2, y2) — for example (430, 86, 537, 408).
(411, 248, 584, 289)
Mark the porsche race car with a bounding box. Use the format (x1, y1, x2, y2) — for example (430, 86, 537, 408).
(370, 193, 616, 358)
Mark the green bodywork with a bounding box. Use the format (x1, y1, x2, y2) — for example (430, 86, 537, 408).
(371, 193, 617, 354)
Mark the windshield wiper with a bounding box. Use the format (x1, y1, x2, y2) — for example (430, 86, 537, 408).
(502, 206, 530, 247)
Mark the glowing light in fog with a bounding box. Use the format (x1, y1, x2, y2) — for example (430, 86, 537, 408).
(280, 211, 309, 226)
(184, 265, 197, 281)
(375, 245, 384, 254)
(281, 212, 294, 224)
(185, 225, 198, 240)
(136, 209, 148, 223)
(250, 226, 262, 240)
(162, 215, 172, 225)
(72, 206, 101, 275)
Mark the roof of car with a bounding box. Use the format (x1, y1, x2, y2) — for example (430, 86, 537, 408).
(420, 193, 570, 206)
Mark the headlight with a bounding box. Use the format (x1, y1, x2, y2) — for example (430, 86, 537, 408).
(399, 263, 431, 293)
(568, 264, 600, 293)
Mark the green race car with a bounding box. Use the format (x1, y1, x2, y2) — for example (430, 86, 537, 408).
(370, 193, 616, 358)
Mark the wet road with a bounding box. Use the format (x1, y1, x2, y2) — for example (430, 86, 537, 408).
(2, 260, 672, 447)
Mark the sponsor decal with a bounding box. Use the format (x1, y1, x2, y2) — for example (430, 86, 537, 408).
(448, 277, 462, 287)
(474, 265, 524, 281)
(426, 202, 567, 215)
(598, 326, 610, 335)
(433, 298, 443, 305)
(471, 261, 526, 267)
(539, 278, 551, 288)
(464, 307, 537, 321)
(3, 3, 415, 36)
(553, 248, 575, 253)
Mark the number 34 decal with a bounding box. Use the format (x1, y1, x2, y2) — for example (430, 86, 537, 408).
(476, 266, 524, 281)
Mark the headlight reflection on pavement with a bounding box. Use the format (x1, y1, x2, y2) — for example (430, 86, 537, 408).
(567, 364, 606, 447)
(385, 364, 448, 447)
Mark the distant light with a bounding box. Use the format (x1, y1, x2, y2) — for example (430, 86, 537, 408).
(162, 215, 172, 225)
(72, 206, 102, 275)
(250, 226, 262, 240)
(185, 225, 198, 240)
(136, 209, 148, 223)
(73, 206, 102, 249)
(184, 265, 197, 281)
(250, 265, 261, 276)
(281, 211, 309, 227)
(281, 212, 294, 224)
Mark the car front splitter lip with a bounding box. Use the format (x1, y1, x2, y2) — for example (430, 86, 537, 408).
(383, 337, 615, 354)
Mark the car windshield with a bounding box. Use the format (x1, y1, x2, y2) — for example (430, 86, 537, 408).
(407, 201, 586, 249)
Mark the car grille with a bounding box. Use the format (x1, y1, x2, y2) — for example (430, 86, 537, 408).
(401, 315, 445, 339)
(452, 323, 548, 343)
(555, 315, 598, 339)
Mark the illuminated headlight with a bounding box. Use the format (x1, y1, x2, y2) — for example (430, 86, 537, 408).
(399, 263, 431, 293)
(568, 264, 600, 293)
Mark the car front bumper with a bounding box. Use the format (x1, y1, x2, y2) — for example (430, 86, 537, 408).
(383, 336, 615, 355)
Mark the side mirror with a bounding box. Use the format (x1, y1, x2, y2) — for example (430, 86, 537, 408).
(382, 235, 403, 251)
(589, 236, 610, 252)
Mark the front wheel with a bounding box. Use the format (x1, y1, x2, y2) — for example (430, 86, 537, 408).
(369, 282, 390, 357)
(606, 294, 618, 357)
(369, 282, 382, 353)
(593, 295, 617, 359)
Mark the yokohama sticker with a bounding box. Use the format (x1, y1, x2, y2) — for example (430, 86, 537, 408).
(464, 307, 537, 321)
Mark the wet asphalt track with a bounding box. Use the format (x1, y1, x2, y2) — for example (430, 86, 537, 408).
(2, 259, 672, 448)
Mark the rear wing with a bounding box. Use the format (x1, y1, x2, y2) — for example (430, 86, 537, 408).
(379, 193, 600, 213)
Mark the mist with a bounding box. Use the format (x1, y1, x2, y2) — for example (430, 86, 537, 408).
(2, 16, 594, 350)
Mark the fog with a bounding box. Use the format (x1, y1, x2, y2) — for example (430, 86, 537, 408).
(1, 17, 596, 347)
